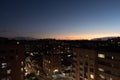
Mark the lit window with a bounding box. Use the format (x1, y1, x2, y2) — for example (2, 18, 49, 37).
(53, 69, 59, 73)
(98, 68, 104, 72)
(48, 60, 50, 63)
(17, 41, 20, 44)
(21, 61, 24, 66)
(67, 54, 71, 57)
(99, 74, 105, 79)
(112, 56, 114, 59)
(21, 68, 24, 72)
(1, 63, 7, 68)
(98, 54, 105, 58)
(25, 72, 28, 76)
(30, 53, 33, 56)
(7, 69, 11, 74)
(90, 74, 94, 79)
(110, 78, 113, 80)
(37, 70, 40, 75)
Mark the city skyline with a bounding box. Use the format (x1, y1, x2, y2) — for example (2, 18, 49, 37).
(0, 0, 120, 40)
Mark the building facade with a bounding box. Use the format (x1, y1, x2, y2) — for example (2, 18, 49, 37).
(72, 48, 97, 80)
(0, 44, 25, 80)
(97, 51, 120, 80)
(72, 48, 120, 80)
(43, 54, 61, 76)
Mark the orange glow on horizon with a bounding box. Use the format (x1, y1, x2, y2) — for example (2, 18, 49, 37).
(34, 33, 120, 40)
(55, 33, 120, 40)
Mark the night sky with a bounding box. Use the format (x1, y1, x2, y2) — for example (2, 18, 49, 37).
(0, 0, 120, 40)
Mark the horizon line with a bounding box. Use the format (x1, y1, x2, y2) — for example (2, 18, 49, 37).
(0, 36, 120, 40)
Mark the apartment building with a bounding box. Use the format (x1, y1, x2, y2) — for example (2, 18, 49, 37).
(72, 48, 120, 80)
(97, 51, 120, 80)
(43, 54, 61, 76)
(0, 44, 25, 80)
(72, 48, 97, 80)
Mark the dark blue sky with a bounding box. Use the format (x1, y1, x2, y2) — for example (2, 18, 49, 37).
(0, 0, 120, 39)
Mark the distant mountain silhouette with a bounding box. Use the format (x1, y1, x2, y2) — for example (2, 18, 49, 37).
(92, 36, 120, 41)
(13, 37, 36, 40)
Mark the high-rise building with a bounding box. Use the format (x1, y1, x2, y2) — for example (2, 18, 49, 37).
(72, 48, 97, 80)
(43, 54, 61, 76)
(72, 48, 120, 80)
(97, 51, 120, 80)
(0, 44, 25, 80)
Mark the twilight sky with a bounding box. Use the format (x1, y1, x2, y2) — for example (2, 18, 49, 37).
(0, 0, 120, 40)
